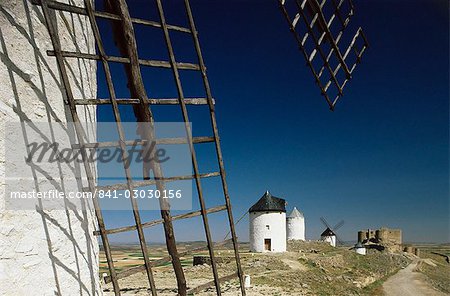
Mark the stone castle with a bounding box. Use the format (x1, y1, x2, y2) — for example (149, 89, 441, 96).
(358, 227, 402, 252)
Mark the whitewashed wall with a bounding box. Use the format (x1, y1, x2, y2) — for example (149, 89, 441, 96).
(249, 212, 286, 252)
(0, 0, 100, 295)
(287, 216, 305, 241)
(322, 235, 336, 247)
(355, 247, 366, 255)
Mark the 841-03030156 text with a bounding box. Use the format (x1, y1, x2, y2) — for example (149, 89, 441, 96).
(97, 189, 183, 199)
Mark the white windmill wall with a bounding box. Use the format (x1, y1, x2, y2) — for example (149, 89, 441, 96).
(322, 235, 336, 247)
(249, 212, 286, 252)
(356, 247, 366, 255)
(0, 1, 100, 295)
(286, 216, 305, 240)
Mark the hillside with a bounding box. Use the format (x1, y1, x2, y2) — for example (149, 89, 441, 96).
(102, 240, 415, 295)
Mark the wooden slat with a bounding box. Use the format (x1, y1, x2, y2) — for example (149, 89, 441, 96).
(102, 1, 188, 291)
(94, 204, 227, 236)
(37, 0, 246, 294)
(317, 30, 345, 78)
(342, 27, 367, 60)
(36, 0, 123, 293)
(47, 50, 200, 70)
(31, 0, 191, 33)
(305, 0, 351, 78)
(295, 1, 343, 96)
(91, 172, 220, 192)
(104, 239, 232, 284)
(277, 0, 334, 110)
(315, 0, 355, 79)
(74, 98, 214, 105)
(277, 0, 366, 111)
(83, 0, 162, 293)
(330, 28, 368, 108)
(145, 1, 226, 293)
(186, 272, 239, 295)
(72, 136, 215, 149)
(330, 0, 354, 29)
(184, 0, 247, 294)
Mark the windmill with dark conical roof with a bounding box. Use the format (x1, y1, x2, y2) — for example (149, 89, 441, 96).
(249, 191, 287, 252)
(320, 217, 345, 247)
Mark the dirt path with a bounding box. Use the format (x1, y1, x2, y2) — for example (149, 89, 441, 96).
(383, 260, 447, 296)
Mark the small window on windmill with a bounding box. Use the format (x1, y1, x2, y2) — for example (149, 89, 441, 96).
(266, 225, 270, 230)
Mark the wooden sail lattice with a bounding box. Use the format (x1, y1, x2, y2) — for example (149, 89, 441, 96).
(32, 0, 246, 295)
(278, 0, 369, 110)
(30, 0, 370, 294)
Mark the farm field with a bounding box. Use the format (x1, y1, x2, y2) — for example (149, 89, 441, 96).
(99, 241, 443, 295)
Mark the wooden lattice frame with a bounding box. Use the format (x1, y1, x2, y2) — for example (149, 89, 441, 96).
(32, 0, 246, 295)
(279, 0, 369, 110)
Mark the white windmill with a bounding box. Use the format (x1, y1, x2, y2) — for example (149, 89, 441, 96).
(249, 191, 287, 252)
(320, 217, 344, 247)
(286, 207, 305, 241)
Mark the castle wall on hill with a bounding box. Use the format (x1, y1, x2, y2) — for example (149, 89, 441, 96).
(358, 227, 402, 245)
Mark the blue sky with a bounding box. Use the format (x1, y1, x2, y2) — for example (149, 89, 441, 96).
(96, 0, 449, 243)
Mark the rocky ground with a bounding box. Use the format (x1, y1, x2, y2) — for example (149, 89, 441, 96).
(101, 240, 422, 295)
(382, 259, 448, 296)
(415, 250, 450, 294)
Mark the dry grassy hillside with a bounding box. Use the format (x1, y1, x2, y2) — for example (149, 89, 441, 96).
(101, 240, 417, 295)
(414, 244, 450, 294)
(233, 241, 410, 296)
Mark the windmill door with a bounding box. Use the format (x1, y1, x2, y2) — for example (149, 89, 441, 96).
(264, 239, 271, 251)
